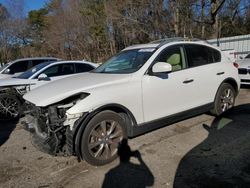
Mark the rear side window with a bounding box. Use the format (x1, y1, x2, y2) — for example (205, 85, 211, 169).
(61, 64, 75, 75)
(185, 45, 221, 68)
(7, 60, 29, 74)
(210, 48, 221, 63)
(75, 63, 94, 73)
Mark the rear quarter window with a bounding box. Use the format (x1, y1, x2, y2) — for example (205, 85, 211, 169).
(185, 44, 221, 68)
(75, 63, 95, 73)
(210, 48, 221, 63)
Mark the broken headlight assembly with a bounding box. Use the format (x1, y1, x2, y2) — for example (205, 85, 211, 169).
(55, 93, 90, 125)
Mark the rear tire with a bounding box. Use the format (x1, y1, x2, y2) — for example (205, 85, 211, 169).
(0, 93, 21, 121)
(80, 110, 127, 166)
(211, 83, 236, 116)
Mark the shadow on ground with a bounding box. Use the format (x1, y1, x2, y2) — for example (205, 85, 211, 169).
(174, 104, 250, 188)
(0, 120, 17, 146)
(102, 139, 154, 188)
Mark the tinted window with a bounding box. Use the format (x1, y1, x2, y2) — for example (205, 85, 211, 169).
(210, 48, 221, 62)
(17, 62, 51, 79)
(185, 45, 215, 67)
(155, 46, 186, 71)
(75, 63, 94, 73)
(40, 63, 74, 77)
(42, 65, 60, 77)
(31, 60, 47, 67)
(6, 61, 29, 74)
(61, 64, 75, 75)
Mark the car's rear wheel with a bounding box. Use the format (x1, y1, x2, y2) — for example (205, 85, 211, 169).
(80, 110, 127, 166)
(211, 83, 236, 116)
(0, 93, 21, 121)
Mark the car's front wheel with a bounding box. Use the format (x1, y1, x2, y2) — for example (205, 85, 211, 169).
(0, 93, 21, 121)
(80, 110, 127, 166)
(211, 83, 236, 116)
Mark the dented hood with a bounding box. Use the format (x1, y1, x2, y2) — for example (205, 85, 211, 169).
(23, 72, 131, 107)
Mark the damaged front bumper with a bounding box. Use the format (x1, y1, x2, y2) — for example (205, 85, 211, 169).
(21, 103, 85, 156)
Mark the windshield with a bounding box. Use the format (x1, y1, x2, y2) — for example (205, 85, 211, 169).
(0, 63, 10, 72)
(17, 62, 51, 79)
(93, 48, 155, 74)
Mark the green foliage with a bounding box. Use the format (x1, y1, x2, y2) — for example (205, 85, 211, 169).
(28, 8, 48, 28)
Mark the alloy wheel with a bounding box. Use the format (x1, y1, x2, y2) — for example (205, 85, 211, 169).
(87, 120, 124, 161)
(220, 88, 234, 112)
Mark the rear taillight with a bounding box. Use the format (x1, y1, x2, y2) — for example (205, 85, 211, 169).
(233, 62, 239, 68)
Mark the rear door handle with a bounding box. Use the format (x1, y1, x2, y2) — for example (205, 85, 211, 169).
(217, 72, 225, 75)
(183, 79, 194, 84)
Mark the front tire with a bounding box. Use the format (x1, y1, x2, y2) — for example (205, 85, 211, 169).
(0, 93, 21, 121)
(80, 110, 127, 166)
(211, 83, 236, 116)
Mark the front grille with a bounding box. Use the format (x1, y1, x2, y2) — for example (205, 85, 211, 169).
(238, 68, 248, 75)
(241, 79, 250, 83)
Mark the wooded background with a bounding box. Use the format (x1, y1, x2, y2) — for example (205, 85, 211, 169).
(0, 0, 250, 63)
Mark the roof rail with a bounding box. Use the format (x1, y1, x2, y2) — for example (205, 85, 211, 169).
(150, 37, 208, 47)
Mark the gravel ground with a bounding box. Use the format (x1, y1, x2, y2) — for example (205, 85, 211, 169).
(0, 87, 249, 188)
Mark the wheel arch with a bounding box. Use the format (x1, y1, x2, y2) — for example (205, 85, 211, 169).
(221, 77, 239, 95)
(210, 77, 239, 116)
(213, 77, 239, 102)
(72, 103, 137, 161)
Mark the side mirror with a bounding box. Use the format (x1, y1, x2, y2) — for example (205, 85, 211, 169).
(38, 73, 50, 81)
(4, 68, 11, 74)
(152, 62, 172, 74)
(239, 56, 243, 60)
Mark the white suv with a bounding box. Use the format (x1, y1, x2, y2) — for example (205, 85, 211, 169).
(23, 38, 240, 166)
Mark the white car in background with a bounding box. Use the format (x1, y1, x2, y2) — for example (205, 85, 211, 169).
(0, 60, 97, 120)
(23, 38, 240, 166)
(0, 57, 59, 79)
(238, 53, 250, 85)
(222, 49, 237, 63)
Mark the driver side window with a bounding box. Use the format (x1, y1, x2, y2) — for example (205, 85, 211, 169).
(42, 65, 60, 77)
(156, 46, 186, 72)
(38, 63, 75, 78)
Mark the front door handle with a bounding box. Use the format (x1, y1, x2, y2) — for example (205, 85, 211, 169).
(183, 79, 194, 84)
(217, 72, 225, 75)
